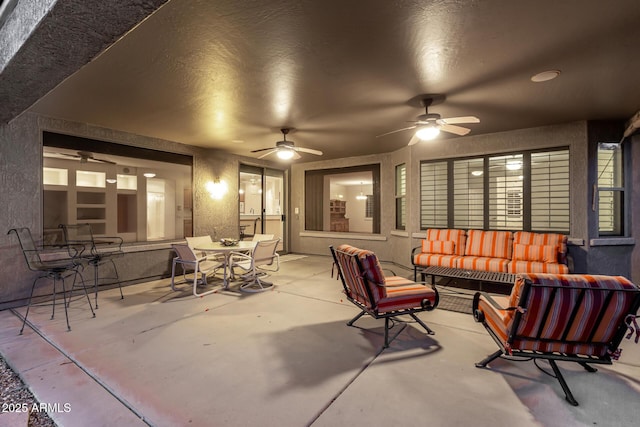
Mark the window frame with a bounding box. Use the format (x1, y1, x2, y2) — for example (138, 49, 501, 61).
(395, 163, 406, 230)
(304, 164, 381, 234)
(596, 142, 626, 236)
(419, 147, 570, 233)
(42, 132, 193, 244)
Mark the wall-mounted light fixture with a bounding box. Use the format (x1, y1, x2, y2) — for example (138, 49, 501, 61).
(143, 172, 156, 178)
(206, 178, 228, 200)
(106, 178, 117, 184)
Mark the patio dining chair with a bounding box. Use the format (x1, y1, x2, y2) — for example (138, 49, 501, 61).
(7, 227, 95, 334)
(228, 238, 280, 292)
(240, 217, 260, 240)
(60, 223, 124, 309)
(171, 244, 224, 297)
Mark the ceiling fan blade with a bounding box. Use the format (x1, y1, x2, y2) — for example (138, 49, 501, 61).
(251, 147, 276, 153)
(295, 147, 323, 156)
(257, 149, 278, 159)
(439, 123, 471, 136)
(438, 116, 480, 125)
(291, 151, 302, 160)
(408, 135, 421, 146)
(376, 125, 417, 138)
(92, 157, 116, 164)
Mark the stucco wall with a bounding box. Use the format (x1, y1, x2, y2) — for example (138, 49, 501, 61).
(290, 121, 593, 270)
(0, 113, 266, 308)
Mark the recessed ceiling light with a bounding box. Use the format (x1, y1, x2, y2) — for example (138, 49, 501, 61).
(531, 70, 561, 83)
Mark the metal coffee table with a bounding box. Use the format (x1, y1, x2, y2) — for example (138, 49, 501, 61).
(420, 265, 516, 293)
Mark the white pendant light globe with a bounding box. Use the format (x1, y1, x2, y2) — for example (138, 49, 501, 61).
(415, 125, 440, 141)
(277, 149, 295, 160)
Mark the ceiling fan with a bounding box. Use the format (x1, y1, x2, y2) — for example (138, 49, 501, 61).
(377, 95, 479, 145)
(251, 128, 323, 160)
(48, 150, 116, 164)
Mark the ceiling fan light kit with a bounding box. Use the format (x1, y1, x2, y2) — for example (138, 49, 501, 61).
(415, 125, 440, 141)
(376, 94, 480, 145)
(277, 149, 295, 160)
(251, 128, 323, 160)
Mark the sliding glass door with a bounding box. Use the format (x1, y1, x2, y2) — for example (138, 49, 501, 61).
(239, 165, 286, 252)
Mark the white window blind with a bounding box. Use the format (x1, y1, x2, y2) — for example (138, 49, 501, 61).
(395, 164, 406, 229)
(489, 154, 523, 230)
(453, 158, 484, 228)
(420, 161, 448, 228)
(531, 150, 570, 232)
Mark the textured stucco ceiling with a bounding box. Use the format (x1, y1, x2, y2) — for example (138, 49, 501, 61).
(27, 0, 640, 161)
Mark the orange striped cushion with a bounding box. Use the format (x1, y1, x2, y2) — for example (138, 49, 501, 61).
(426, 229, 467, 255)
(457, 256, 510, 273)
(508, 260, 569, 274)
(464, 230, 513, 259)
(513, 231, 568, 265)
(421, 240, 455, 255)
(413, 254, 461, 268)
(513, 244, 558, 263)
(513, 274, 638, 356)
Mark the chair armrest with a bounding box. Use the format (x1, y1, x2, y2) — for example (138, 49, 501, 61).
(93, 236, 124, 248)
(474, 291, 520, 312)
(376, 280, 434, 288)
(228, 251, 252, 263)
(92, 236, 124, 256)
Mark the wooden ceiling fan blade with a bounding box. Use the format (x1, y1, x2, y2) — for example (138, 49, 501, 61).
(408, 135, 420, 146)
(257, 149, 277, 159)
(251, 147, 275, 153)
(296, 147, 323, 156)
(439, 116, 480, 125)
(92, 157, 116, 164)
(376, 125, 416, 138)
(440, 123, 471, 136)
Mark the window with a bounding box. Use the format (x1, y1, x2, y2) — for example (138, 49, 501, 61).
(420, 161, 448, 229)
(597, 142, 624, 235)
(42, 132, 193, 244)
(305, 164, 380, 233)
(489, 154, 523, 230)
(453, 158, 484, 228)
(531, 150, 570, 231)
(395, 164, 406, 230)
(420, 148, 569, 233)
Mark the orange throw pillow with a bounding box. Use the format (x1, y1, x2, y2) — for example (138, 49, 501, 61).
(421, 240, 455, 255)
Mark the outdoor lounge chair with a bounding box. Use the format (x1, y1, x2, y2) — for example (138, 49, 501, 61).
(330, 244, 439, 348)
(8, 227, 95, 334)
(473, 273, 640, 406)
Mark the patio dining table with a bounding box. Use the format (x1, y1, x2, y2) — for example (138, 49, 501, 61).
(194, 240, 257, 289)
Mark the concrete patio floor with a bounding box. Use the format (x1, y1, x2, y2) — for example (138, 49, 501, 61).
(0, 254, 639, 426)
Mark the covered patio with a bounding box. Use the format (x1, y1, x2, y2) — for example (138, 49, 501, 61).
(1, 254, 638, 426)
